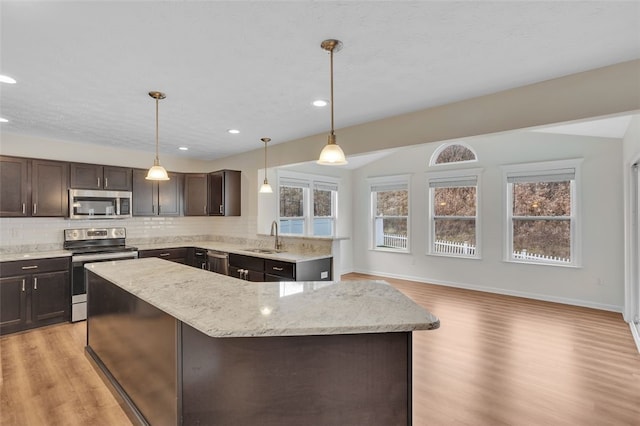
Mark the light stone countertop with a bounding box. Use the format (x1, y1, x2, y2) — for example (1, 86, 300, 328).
(86, 258, 440, 338)
(0, 241, 330, 263)
(0, 250, 71, 262)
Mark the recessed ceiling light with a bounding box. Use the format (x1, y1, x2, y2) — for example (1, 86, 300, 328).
(0, 117, 8, 123)
(0, 75, 16, 84)
(178, 146, 188, 151)
(312, 99, 328, 107)
(228, 129, 240, 134)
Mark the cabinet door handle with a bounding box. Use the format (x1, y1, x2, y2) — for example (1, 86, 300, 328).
(104, 177, 108, 188)
(152, 205, 155, 214)
(33, 277, 37, 290)
(204, 205, 207, 214)
(33, 203, 37, 215)
(97, 177, 101, 188)
(219, 205, 223, 214)
(21, 265, 38, 270)
(272, 267, 284, 271)
(22, 203, 26, 215)
(159, 253, 171, 257)
(21, 279, 25, 292)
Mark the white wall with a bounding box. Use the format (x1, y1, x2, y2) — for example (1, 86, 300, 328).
(352, 131, 625, 311)
(622, 115, 640, 325)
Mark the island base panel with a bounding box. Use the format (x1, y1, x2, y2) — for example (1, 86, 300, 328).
(182, 324, 411, 426)
(86, 272, 179, 426)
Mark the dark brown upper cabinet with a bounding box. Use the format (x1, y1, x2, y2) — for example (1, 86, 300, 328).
(184, 174, 209, 216)
(70, 163, 132, 191)
(0, 156, 29, 216)
(0, 156, 69, 217)
(208, 170, 241, 216)
(132, 169, 183, 216)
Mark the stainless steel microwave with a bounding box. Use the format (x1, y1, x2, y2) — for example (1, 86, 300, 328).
(68, 189, 132, 219)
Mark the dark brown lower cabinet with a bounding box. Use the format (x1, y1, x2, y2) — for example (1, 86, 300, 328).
(229, 253, 332, 282)
(0, 257, 70, 335)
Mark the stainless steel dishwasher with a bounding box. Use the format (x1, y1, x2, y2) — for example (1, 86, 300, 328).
(206, 250, 229, 275)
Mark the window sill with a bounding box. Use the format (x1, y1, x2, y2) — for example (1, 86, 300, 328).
(426, 252, 481, 260)
(503, 259, 581, 268)
(257, 233, 350, 242)
(370, 247, 411, 254)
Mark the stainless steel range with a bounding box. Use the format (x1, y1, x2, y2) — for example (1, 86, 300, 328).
(64, 227, 138, 321)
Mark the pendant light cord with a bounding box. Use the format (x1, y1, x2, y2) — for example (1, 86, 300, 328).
(330, 47, 335, 137)
(155, 97, 160, 164)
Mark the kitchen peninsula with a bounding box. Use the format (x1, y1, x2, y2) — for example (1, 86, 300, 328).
(85, 258, 439, 426)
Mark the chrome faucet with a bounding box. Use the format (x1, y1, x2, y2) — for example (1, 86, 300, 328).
(270, 220, 281, 250)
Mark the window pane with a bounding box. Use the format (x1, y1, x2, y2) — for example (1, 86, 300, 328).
(313, 218, 333, 236)
(280, 186, 304, 217)
(280, 219, 304, 235)
(375, 217, 408, 249)
(513, 181, 571, 217)
(434, 218, 476, 245)
(435, 144, 476, 164)
(314, 189, 332, 217)
(513, 219, 571, 261)
(434, 186, 476, 216)
(376, 190, 408, 216)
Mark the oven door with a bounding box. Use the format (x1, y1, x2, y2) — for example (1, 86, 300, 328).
(71, 251, 138, 321)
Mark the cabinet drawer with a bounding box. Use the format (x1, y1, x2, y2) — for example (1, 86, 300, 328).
(0, 257, 70, 277)
(228, 254, 264, 271)
(264, 260, 295, 279)
(139, 248, 188, 262)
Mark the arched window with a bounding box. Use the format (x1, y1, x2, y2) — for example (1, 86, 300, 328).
(430, 143, 477, 166)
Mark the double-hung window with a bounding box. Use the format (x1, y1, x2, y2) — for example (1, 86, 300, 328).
(369, 175, 410, 252)
(278, 173, 338, 237)
(427, 169, 481, 258)
(504, 159, 582, 266)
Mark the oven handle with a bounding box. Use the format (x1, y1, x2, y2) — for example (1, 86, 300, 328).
(72, 251, 138, 263)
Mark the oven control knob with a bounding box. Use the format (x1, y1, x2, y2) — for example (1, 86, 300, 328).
(115, 229, 124, 237)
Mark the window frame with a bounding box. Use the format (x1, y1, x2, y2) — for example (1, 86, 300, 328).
(277, 171, 339, 237)
(426, 168, 483, 259)
(368, 174, 411, 253)
(502, 159, 583, 267)
(429, 142, 478, 167)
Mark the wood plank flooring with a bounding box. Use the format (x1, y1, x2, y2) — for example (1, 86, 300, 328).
(1, 273, 639, 425)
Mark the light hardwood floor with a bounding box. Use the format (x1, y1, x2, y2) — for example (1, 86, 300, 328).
(2, 273, 639, 425)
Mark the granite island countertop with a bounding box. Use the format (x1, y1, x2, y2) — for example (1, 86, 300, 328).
(86, 258, 439, 338)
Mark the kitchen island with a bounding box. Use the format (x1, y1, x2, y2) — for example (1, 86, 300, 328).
(85, 258, 439, 426)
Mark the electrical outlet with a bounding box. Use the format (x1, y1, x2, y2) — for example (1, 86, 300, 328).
(321, 271, 328, 279)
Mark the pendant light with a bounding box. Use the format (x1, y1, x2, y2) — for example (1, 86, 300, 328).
(317, 39, 348, 166)
(259, 137, 273, 193)
(146, 91, 170, 181)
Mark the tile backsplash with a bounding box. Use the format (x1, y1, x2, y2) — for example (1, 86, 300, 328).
(0, 216, 332, 256)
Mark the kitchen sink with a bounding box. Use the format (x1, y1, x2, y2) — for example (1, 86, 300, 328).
(242, 248, 283, 254)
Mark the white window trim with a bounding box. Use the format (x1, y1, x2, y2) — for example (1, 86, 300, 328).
(426, 168, 483, 259)
(368, 174, 411, 253)
(501, 158, 583, 267)
(277, 170, 340, 237)
(429, 142, 478, 167)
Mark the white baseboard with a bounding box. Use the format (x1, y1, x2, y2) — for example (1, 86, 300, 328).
(351, 268, 623, 313)
(631, 322, 640, 354)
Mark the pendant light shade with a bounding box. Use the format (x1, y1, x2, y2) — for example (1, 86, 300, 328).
(146, 91, 170, 181)
(317, 39, 347, 166)
(259, 137, 273, 193)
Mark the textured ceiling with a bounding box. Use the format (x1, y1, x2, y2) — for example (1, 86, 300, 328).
(1, 1, 639, 161)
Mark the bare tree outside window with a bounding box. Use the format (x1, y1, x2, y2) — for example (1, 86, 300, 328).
(433, 186, 476, 247)
(512, 181, 571, 260)
(435, 144, 476, 164)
